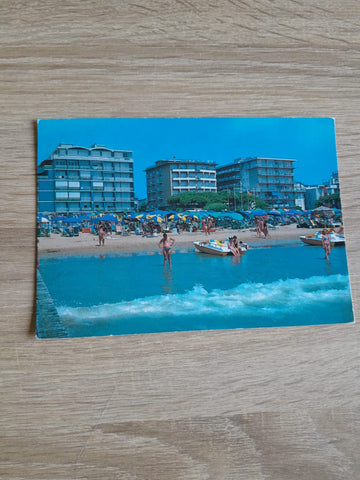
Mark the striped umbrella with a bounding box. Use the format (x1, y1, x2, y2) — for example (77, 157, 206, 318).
(148, 214, 164, 223)
(168, 214, 186, 220)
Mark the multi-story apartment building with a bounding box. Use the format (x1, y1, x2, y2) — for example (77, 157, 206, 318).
(294, 181, 306, 210)
(304, 186, 323, 210)
(326, 171, 340, 195)
(145, 158, 217, 209)
(216, 157, 296, 208)
(38, 143, 134, 213)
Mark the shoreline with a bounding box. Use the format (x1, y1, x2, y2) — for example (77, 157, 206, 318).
(38, 224, 310, 257)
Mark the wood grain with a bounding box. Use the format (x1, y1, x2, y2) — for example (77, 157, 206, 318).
(1, 1, 360, 478)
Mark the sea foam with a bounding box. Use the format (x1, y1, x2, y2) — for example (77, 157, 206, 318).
(57, 274, 351, 325)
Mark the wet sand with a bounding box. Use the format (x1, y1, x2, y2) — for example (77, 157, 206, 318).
(38, 223, 310, 256)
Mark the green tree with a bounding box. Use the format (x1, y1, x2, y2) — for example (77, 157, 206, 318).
(204, 202, 226, 211)
(235, 194, 269, 210)
(314, 193, 341, 209)
(167, 191, 269, 211)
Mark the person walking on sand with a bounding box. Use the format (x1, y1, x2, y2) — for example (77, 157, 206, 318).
(262, 219, 270, 238)
(98, 222, 105, 246)
(159, 233, 175, 267)
(255, 217, 262, 237)
(321, 229, 331, 260)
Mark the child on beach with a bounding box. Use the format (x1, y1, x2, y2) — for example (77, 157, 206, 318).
(159, 233, 175, 267)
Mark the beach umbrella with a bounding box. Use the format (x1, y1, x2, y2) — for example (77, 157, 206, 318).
(168, 214, 186, 220)
(268, 209, 281, 216)
(312, 206, 333, 212)
(37, 215, 49, 223)
(52, 215, 67, 222)
(184, 212, 199, 219)
(286, 209, 301, 215)
(251, 209, 267, 216)
(76, 214, 92, 221)
(100, 214, 118, 223)
(123, 212, 138, 220)
(63, 217, 80, 224)
(207, 211, 221, 218)
(229, 212, 244, 220)
(196, 211, 209, 218)
(148, 214, 164, 223)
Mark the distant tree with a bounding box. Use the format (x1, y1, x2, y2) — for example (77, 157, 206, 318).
(139, 202, 149, 212)
(204, 202, 226, 211)
(167, 191, 269, 211)
(237, 194, 269, 210)
(314, 193, 341, 209)
(168, 192, 224, 209)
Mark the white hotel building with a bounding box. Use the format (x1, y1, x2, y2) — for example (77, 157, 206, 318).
(145, 159, 217, 209)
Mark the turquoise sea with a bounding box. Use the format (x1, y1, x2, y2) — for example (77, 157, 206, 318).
(37, 240, 354, 338)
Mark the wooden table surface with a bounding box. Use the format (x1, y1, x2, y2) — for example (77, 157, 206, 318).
(1, 1, 359, 478)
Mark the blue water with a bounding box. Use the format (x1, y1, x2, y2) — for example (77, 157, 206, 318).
(38, 241, 354, 337)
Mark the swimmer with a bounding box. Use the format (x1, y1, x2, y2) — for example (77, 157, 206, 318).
(159, 233, 175, 267)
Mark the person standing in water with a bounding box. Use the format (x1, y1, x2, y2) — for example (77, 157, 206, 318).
(159, 233, 175, 267)
(321, 229, 331, 260)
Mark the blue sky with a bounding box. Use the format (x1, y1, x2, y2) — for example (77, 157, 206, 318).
(38, 117, 338, 199)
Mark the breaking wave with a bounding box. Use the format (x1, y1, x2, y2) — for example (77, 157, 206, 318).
(57, 274, 352, 329)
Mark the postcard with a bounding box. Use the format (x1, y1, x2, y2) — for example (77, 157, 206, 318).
(36, 118, 354, 338)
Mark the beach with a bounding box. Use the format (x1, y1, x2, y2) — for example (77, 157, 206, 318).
(38, 223, 308, 256)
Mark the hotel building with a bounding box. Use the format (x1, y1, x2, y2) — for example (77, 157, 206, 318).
(216, 157, 296, 208)
(38, 143, 134, 213)
(145, 159, 217, 209)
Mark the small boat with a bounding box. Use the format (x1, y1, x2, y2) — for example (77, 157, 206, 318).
(299, 232, 345, 247)
(194, 240, 247, 256)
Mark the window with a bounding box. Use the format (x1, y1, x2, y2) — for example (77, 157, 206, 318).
(93, 182, 103, 190)
(68, 181, 80, 189)
(56, 192, 68, 200)
(68, 203, 80, 211)
(55, 181, 67, 189)
(55, 172, 66, 179)
(69, 192, 80, 200)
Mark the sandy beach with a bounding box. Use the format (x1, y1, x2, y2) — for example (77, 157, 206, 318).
(38, 223, 309, 256)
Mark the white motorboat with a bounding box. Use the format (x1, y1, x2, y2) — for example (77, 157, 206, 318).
(194, 239, 247, 256)
(299, 232, 345, 247)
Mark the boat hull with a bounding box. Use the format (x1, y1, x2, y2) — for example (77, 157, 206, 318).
(194, 242, 230, 256)
(299, 236, 345, 247)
